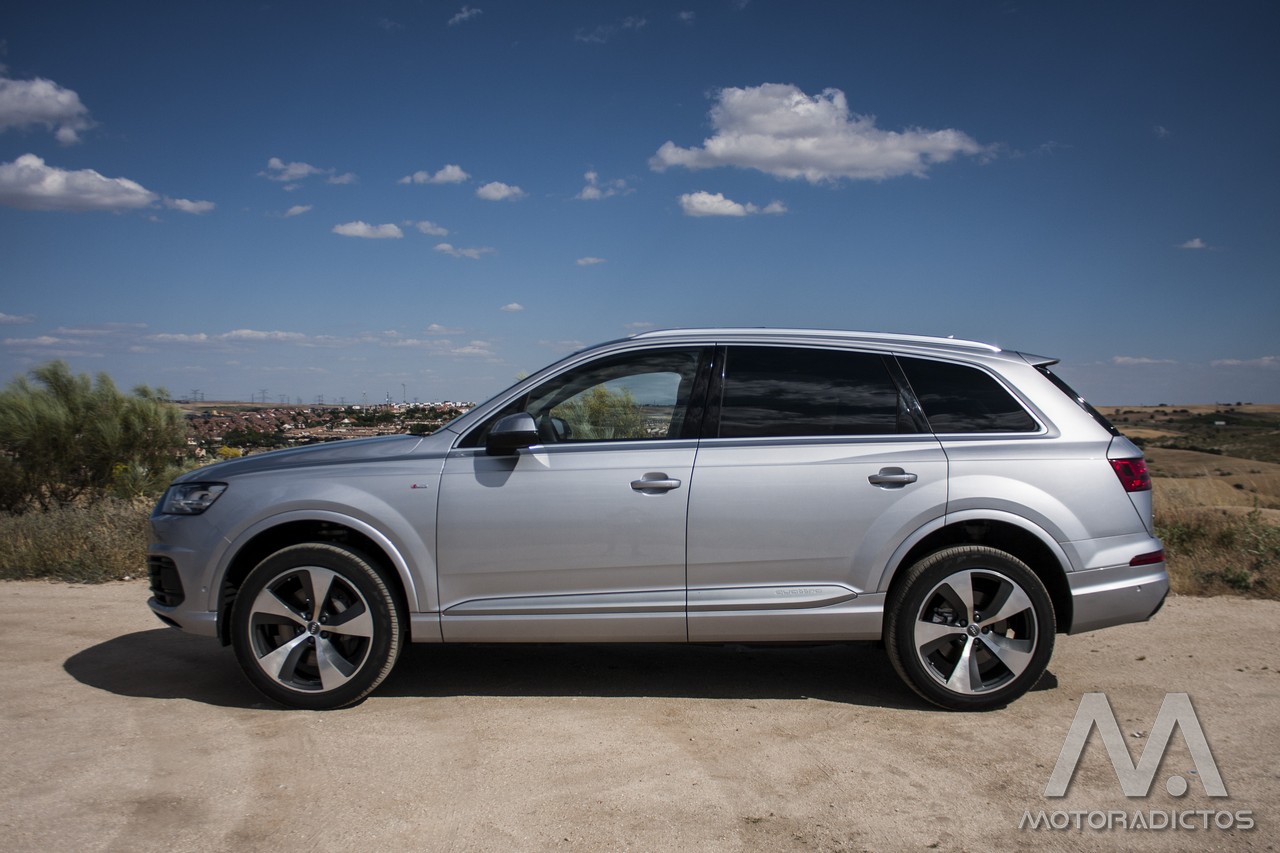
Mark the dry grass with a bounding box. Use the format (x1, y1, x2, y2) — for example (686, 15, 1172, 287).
(1148, 448, 1280, 598)
(0, 498, 150, 583)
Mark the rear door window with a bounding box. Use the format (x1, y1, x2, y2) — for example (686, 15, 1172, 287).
(718, 346, 914, 437)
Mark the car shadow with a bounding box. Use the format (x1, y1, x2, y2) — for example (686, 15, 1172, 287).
(65, 629, 1053, 711)
(383, 642, 921, 709)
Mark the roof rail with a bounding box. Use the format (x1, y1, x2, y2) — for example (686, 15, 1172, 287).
(628, 327, 1002, 352)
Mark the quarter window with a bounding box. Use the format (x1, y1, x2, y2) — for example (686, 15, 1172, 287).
(718, 346, 911, 438)
(898, 357, 1038, 433)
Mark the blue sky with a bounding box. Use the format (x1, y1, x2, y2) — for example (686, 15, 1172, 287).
(1, 1, 1277, 406)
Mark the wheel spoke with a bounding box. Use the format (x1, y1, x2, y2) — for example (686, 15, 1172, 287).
(252, 589, 306, 626)
(980, 582, 1033, 628)
(257, 632, 312, 685)
(314, 636, 358, 690)
(325, 602, 373, 638)
(303, 566, 339, 616)
(979, 633, 1035, 676)
(914, 618, 965, 650)
(940, 571, 976, 623)
(944, 636, 979, 694)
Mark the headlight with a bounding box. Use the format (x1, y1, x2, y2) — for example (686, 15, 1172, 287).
(159, 483, 227, 515)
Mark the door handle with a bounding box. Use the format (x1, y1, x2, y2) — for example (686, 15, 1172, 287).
(868, 467, 918, 487)
(631, 474, 682, 493)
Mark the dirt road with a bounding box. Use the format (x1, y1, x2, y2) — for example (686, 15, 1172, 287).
(1, 581, 1276, 852)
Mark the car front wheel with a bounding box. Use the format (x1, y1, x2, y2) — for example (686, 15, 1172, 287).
(231, 543, 402, 709)
(885, 545, 1055, 711)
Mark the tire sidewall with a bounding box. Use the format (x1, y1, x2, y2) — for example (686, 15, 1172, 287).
(231, 543, 401, 710)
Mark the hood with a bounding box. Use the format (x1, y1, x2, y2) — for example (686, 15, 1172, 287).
(175, 432, 450, 481)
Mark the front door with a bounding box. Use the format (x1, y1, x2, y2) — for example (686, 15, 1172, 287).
(436, 346, 710, 642)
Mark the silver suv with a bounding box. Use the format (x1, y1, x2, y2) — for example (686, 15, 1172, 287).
(148, 329, 1167, 711)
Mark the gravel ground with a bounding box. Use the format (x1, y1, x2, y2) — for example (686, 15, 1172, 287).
(1, 581, 1277, 852)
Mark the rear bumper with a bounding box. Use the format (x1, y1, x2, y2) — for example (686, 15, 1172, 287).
(1066, 562, 1170, 634)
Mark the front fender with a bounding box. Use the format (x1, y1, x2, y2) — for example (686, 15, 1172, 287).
(211, 507, 428, 614)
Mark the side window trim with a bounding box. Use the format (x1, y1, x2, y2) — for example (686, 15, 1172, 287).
(894, 354, 1045, 435)
(456, 345, 714, 449)
(706, 344, 922, 440)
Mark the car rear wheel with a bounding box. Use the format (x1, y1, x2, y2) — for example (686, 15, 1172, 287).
(885, 545, 1054, 711)
(231, 543, 402, 709)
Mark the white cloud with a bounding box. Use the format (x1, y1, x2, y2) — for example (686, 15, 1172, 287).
(3, 335, 64, 346)
(0, 153, 157, 211)
(1179, 237, 1211, 250)
(651, 83, 987, 183)
(0, 74, 94, 144)
(679, 190, 787, 217)
(426, 323, 463, 335)
(1154, 125, 1171, 139)
(476, 180, 525, 201)
(148, 332, 210, 343)
(164, 197, 216, 215)
(1110, 356, 1177, 366)
(333, 221, 404, 239)
(448, 6, 483, 26)
(0, 312, 35, 325)
(500, 303, 524, 312)
(678, 11, 696, 24)
(148, 329, 308, 344)
(450, 340, 494, 356)
(576, 256, 606, 266)
(284, 204, 313, 217)
(624, 321, 655, 331)
(434, 242, 494, 259)
(262, 157, 355, 187)
(1211, 356, 1280, 370)
(411, 219, 449, 236)
(576, 170, 629, 200)
(53, 323, 146, 336)
(220, 329, 307, 342)
(539, 338, 586, 351)
(575, 16, 647, 43)
(399, 164, 470, 185)
(262, 157, 325, 182)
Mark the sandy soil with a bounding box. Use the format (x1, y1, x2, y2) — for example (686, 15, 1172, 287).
(1, 581, 1276, 852)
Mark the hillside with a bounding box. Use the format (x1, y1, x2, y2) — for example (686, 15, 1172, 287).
(1119, 405, 1280, 597)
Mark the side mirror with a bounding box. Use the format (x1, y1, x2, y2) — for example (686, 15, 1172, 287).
(485, 412, 540, 456)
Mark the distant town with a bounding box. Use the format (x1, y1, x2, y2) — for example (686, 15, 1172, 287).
(179, 401, 475, 457)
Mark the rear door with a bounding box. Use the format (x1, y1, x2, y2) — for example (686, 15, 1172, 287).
(686, 344, 948, 642)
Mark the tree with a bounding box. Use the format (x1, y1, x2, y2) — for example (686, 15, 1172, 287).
(552, 385, 647, 440)
(0, 362, 188, 511)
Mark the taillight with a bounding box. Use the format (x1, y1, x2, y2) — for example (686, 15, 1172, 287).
(1109, 458, 1152, 492)
(1130, 549, 1165, 567)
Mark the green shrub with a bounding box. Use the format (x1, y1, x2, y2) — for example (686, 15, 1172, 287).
(1157, 509, 1280, 598)
(0, 361, 188, 512)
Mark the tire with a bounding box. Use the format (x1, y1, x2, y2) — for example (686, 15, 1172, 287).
(885, 546, 1055, 711)
(231, 543, 402, 710)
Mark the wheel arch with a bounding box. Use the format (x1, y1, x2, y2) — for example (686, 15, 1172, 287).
(881, 512, 1075, 635)
(215, 512, 417, 646)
